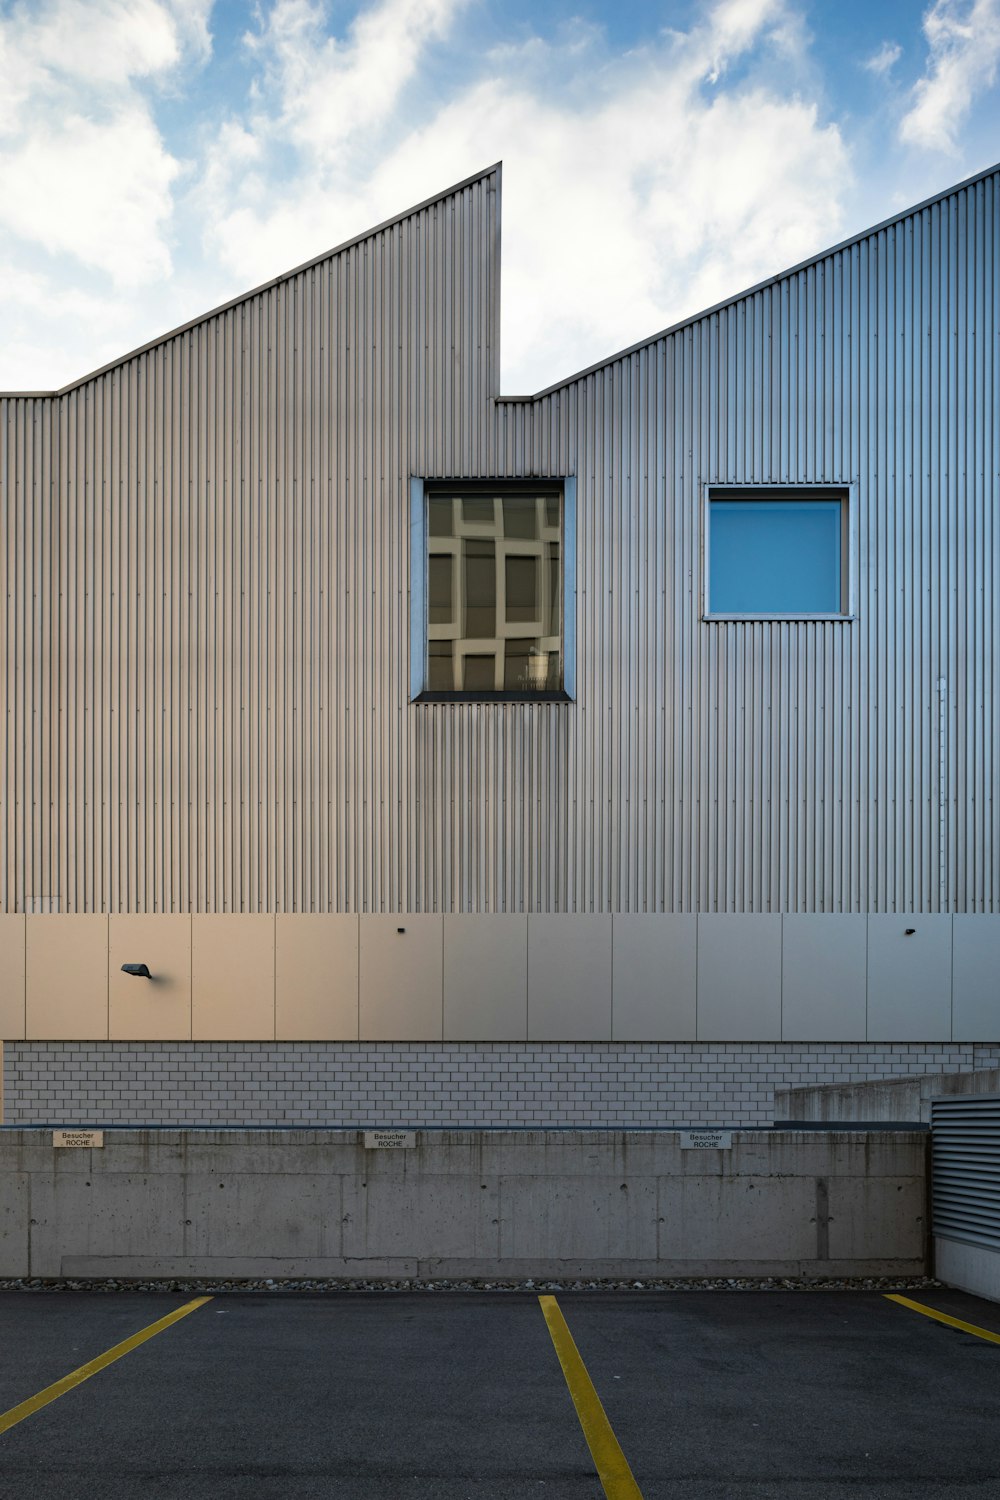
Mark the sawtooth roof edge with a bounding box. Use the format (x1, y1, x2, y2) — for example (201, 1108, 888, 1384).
(500, 157, 1000, 404)
(0, 162, 502, 400)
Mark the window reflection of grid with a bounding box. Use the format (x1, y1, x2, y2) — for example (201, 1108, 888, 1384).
(426, 493, 562, 692)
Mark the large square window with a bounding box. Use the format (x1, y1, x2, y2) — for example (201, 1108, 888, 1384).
(410, 480, 576, 700)
(705, 487, 855, 618)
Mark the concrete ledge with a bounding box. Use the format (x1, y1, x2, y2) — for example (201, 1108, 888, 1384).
(55, 1257, 928, 1280)
(0, 1128, 928, 1280)
(775, 1067, 1000, 1126)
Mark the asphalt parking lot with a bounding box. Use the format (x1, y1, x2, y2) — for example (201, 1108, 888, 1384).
(0, 1287, 998, 1498)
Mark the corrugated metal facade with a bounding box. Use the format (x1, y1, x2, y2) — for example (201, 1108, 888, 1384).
(1, 163, 997, 916)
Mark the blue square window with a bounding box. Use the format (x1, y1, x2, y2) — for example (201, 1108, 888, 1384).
(706, 491, 851, 617)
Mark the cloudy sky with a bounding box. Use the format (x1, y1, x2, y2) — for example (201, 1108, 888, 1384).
(1, 0, 998, 394)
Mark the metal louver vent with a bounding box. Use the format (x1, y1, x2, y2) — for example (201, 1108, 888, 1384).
(931, 1096, 1000, 1251)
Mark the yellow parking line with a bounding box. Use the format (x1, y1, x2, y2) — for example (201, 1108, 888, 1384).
(0, 1296, 212, 1436)
(539, 1295, 643, 1500)
(885, 1294, 1000, 1345)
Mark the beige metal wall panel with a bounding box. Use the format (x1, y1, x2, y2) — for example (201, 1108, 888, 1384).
(697, 914, 782, 1040)
(1, 164, 998, 921)
(0, 916, 26, 1038)
(527, 915, 613, 1040)
(612, 915, 697, 1040)
(25, 916, 108, 1039)
(443, 914, 528, 1039)
(950, 916, 1000, 1042)
(781, 916, 868, 1041)
(109, 914, 192, 1040)
(359, 915, 443, 1040)
(866, 916, 953, 1041)
(191, 915, 275, 1040)
(275, 915, 359, 1040)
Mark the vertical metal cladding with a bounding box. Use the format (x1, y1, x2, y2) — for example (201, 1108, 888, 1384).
(1, 164, 997, 915)
(493, 168, 999, 916)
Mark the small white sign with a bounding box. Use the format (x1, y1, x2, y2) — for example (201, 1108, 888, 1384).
(363, 1130, 416, 1150)
(53, 1129, 104, 1149)
(679, 1130, 732, 1150)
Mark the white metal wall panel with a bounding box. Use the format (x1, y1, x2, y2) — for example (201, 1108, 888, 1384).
(611, 915, 698, 1041)
(780, 915, 868, 1041)
(443, 913, 528, 1040)
(866, 915, 953, 1041)
(1, 164, 998, 916)
(359, 914, 444, 1041)
(527, 914, 613, 1039)
(275, 914, 360, 1041)
(109, 913, 192, 1040)
(951, 915, 1000, 1041)
(696, 913, 782, 1040)
(0, 917, 26, 1038)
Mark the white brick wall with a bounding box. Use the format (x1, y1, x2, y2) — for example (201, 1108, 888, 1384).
(4, 1042, 1000, 1127)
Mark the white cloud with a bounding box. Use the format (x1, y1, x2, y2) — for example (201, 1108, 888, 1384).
(0, 0, 212, 288)
(0, 0, 207, 111)
(0, 107, 180, 284)
(245, 0, 466, 162)
(166, 0, 214, 60)
(701, 0, 789, 82)
(863, 41, 902, 76)
(900, 0, 1000, 152)
(0, 254, 153, 388)
(197, 0, 849, 392)
(5, 0, 1000, 397)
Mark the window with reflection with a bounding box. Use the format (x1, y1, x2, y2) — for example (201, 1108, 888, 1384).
(423, 487, 563, 695)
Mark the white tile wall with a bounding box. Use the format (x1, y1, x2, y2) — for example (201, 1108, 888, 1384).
(5, 1041, 999, 1129)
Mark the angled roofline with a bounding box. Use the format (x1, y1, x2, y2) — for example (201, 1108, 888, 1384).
(0, 162, 502, 400)
(4, 156, 997, 406)
(499, 156, 1000, 403)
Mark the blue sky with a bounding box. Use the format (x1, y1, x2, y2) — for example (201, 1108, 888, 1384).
(1, 0, 998, 393)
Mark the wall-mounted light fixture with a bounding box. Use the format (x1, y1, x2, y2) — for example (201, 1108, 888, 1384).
(121, 963, 151, 978)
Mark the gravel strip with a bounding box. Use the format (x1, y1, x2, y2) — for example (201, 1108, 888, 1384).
(0, 1275, 942, 1295)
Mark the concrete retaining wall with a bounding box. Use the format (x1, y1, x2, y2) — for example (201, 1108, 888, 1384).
(0, 1128, 928, 1279)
